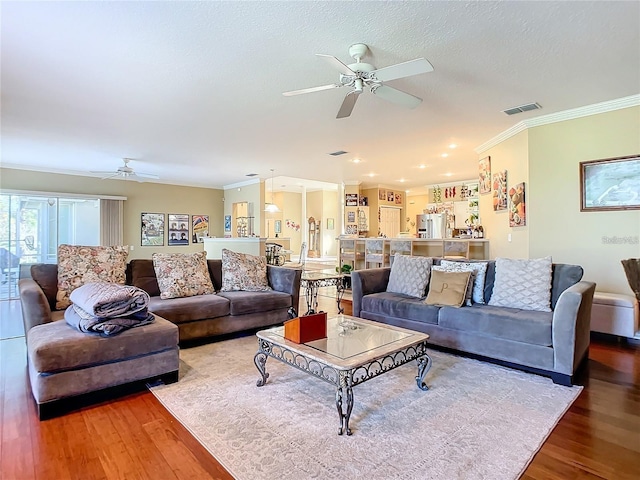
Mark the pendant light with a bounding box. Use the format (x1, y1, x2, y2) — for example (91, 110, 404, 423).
(265, 169, 281, 213)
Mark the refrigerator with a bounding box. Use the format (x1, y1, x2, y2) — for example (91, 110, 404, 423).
(416, 214, 447, 239)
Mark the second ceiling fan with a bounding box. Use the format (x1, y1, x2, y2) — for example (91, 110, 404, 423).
(283, 43, 434, 118)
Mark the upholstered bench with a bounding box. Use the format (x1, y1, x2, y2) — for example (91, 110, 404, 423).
(590, 292, 638, 338)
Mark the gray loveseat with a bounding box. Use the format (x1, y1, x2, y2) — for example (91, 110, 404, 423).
(351, 259, 596, 385)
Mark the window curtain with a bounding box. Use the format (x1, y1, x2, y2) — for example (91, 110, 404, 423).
(100, 199, 124, 246)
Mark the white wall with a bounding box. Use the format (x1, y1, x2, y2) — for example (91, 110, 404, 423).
(478, 130, 529, 259)
(528, 106, 640, 293)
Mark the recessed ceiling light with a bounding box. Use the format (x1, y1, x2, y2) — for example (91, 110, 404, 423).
(399, 179, 406, 183)
(449, 144, 457, 149)
(351, 158, 362, 163)
(419, 164, 426, 169)
(366, 173, 377, 177)
(442, 172, 453, 177)
(441, 153, 449, 158)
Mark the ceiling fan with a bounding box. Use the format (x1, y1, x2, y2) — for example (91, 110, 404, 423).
(91, 158, 159, 182)
(283, 43, 434, 118)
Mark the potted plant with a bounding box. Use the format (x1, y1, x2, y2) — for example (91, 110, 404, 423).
(336, 264, 353, 289)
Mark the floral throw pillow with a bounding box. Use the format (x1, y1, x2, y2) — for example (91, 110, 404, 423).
(56, 244, 129, 310)
(152, 251, 215, 300)
(220, 248, 271, 292)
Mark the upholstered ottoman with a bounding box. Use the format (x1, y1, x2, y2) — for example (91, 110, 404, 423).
(590, 292, 638, 338)
(27, 314, 179, 419)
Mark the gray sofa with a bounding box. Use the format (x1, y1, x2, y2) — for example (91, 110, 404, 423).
(19, 259, 301, 418)
(127, 259, 302, 342)
(351, 260, 596, 385)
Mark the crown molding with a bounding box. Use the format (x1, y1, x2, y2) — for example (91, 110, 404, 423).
(475, 94, 640, 154)
(223, 178, 261, 189)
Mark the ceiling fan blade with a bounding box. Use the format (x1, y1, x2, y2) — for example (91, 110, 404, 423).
(283, 84, 341, 96)
(99, 173, 121, 180)
(134, 172, 160, 179)
(336, 91, 360, 119)
(372, 85, 422, 109)
(371, 58, 434, 82)
(316, 54, 355, 76)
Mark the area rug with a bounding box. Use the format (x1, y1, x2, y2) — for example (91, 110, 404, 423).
(149, 335, 582, 480)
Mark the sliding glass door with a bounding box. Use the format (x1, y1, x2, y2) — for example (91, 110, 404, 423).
(0, 194, 100, 300)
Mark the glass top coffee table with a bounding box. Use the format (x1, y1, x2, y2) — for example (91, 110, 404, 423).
(254, 315, 432, 435)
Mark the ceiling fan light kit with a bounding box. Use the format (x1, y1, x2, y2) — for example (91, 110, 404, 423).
(283, 43, 434, 118)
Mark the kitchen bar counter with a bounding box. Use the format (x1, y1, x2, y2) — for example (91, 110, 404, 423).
(338, 237, 489, 270)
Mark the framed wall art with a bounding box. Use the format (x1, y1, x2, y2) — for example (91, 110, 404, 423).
(141, 213, 164, 246)
(224, 215, 232, 232)
(508, 182, 526, 227)
(479, 156, 491, 194)
(345, 194, 358, 206)
(192, 215, 209, 243)
(580, 154, 640, 211)
(168, 214, 189, 245)
(274, 219, 282, 234)
(327, 218, 334, 230)
(492, 170, 508, 211)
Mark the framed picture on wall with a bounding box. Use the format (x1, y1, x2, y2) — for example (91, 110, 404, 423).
(192, 215, 209, 243)
(345, 193, 358, 206)
(492, 170, 508, 211)
(347, 211, 356, 223)
(479, 156, 491, 194)
(508, 183, 526, 227)
(141, 213, 165, 246)
(224, 215, 232, 232)
(274, 219, 282, 234)
(168, 214, 189, 245)
(580, 154, 640, 211)
(327, 218, 334, 230)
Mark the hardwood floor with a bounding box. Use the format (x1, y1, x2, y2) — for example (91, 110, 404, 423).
(1, 296, 639, 479)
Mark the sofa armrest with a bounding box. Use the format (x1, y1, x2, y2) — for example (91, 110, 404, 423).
(351, 268, 391, 317)
(267, 266, 302, 315)
(552, 280, 596, 376)
(19, 278, 54, 333)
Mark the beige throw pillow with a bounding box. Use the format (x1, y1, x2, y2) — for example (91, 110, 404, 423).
(220, 248, 271, 292)
(152, 251, 215, 300)
(56, 244, 129, 310)
(425, 270, 472, 308)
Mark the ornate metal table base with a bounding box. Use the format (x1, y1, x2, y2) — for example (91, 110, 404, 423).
(301, 275, 346, 315)
(254, 338, 432, 435)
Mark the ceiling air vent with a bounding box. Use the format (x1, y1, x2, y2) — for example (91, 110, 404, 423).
(503, 102, 542, 115)
(328, 150, 348, 156)
(245, 173, 258, 177)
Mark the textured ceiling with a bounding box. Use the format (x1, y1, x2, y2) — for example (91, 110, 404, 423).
(2, 1, 639, 193)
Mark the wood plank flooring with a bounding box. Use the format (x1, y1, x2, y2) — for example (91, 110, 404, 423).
(1, 296, 639, 479)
